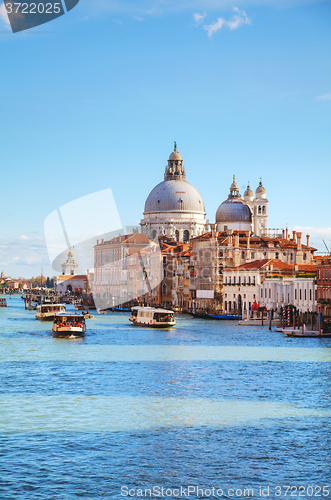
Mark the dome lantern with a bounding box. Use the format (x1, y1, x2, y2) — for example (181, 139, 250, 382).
(164, 142, 186, 181)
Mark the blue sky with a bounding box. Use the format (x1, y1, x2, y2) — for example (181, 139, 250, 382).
(0, 0, 330, 277)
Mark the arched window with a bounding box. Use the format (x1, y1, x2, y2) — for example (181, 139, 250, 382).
(275, 252, 279, 259)
(303, 253, 307, 261)
(183, 230, 189, 243)
(258, 206, 262, 214)
(162, 283, 167, 295)
(151, 229, 157, 239)
(175, 230, 179, 242)
(262, 206, 266, 214)
(241, 251, 245, 259)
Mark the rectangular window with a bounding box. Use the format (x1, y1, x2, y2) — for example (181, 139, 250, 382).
(299, 289, 302, 300)
(238, 277, 241, 285)
(295, 289, 297, 299)
(224, 301, 227, 311)
(251, 252, 255, 259)
(253, 276, 256, 285)
(310, 289, 312, 300)
(261, 289, 263, 298)
(243, 276, 246, 285)
(265, 288, 267, 298)
(224, 277, 227, 284)
(304, 289, 307, 300)
(269, 289, 271, 298)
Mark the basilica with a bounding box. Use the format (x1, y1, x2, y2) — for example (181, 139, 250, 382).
(140, 143, 268, 240)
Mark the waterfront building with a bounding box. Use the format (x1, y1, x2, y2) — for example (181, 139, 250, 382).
(189, 229, 316, 312)
(216, 177, 268, 236)
(93, 232, 161, 307)
(140, 143, 209, 242)
(223, 259, 316, 313)
(315, 256, 331, 317)
(260, 273, 317, 313)
(157, 237, 191, 310)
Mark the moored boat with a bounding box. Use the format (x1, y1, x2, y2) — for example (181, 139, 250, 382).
(129, 307, 176, 328)
(36, 303, 65, 321)
(0, 298, 7, 307)
(192, 312, 240, 320)
(52, 313, 86, 337)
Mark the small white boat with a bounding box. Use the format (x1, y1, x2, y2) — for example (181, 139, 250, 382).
(129, 307, 176, 328)
(52, 313, 86, 337)
(36, 303, 65, 321)
(97, 309, 107, 314)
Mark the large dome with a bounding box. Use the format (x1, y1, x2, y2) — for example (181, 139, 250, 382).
(144, 180, 205, 214)
(216, 198, 252, 223)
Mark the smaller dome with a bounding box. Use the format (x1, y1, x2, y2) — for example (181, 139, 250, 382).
(255, 181, 266, 199)
(244, 184, 254, 199)
(216, 198, 252, 223)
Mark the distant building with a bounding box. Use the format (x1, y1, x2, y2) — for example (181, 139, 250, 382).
(61, 249, 80, 276)
(54, 250, 85, 293)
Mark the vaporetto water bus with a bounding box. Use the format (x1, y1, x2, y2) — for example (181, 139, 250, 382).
(36, 303, 66, 321)
(129, 307, 176, 328)
(52, 313, 86, 337)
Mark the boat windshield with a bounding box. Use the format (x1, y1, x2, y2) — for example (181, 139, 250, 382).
(131, 310, 138, 317)
(153, 312, 174, 323)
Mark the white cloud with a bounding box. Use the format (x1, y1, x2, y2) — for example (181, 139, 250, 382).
(193, 12, 207, 24)
(316, 93, 331, 100)
(204, 7, 251, 37)
(0, 2, 10, 28)
(0, 235, 49, 268)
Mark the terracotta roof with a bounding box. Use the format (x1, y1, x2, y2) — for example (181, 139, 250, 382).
(228, 259, 317, 274)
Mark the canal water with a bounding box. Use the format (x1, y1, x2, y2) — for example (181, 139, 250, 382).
(0, 296, 330, 499)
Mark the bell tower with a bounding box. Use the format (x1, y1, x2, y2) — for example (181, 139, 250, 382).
(253, 180, 268, 236)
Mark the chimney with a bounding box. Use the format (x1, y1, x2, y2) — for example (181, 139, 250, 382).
(101, 239, 104, 244)
(296, 232, 302, 250)
(285, 227, 289, 240)
(306, 234, 310, 247)
(282, 230, 285, 239)
(97, 240, 99, 245)
(234, 233, 239, 248)
(228, 235, 233, 247)
(247, 233, 250, 248)
(210, 223, 217, 238)
(292, 230, 296, 242)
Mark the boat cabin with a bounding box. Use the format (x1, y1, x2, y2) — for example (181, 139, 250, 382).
(36, 303, 66, 320)
(52, 313, 86, 336)
(129, 307, 176, 328)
